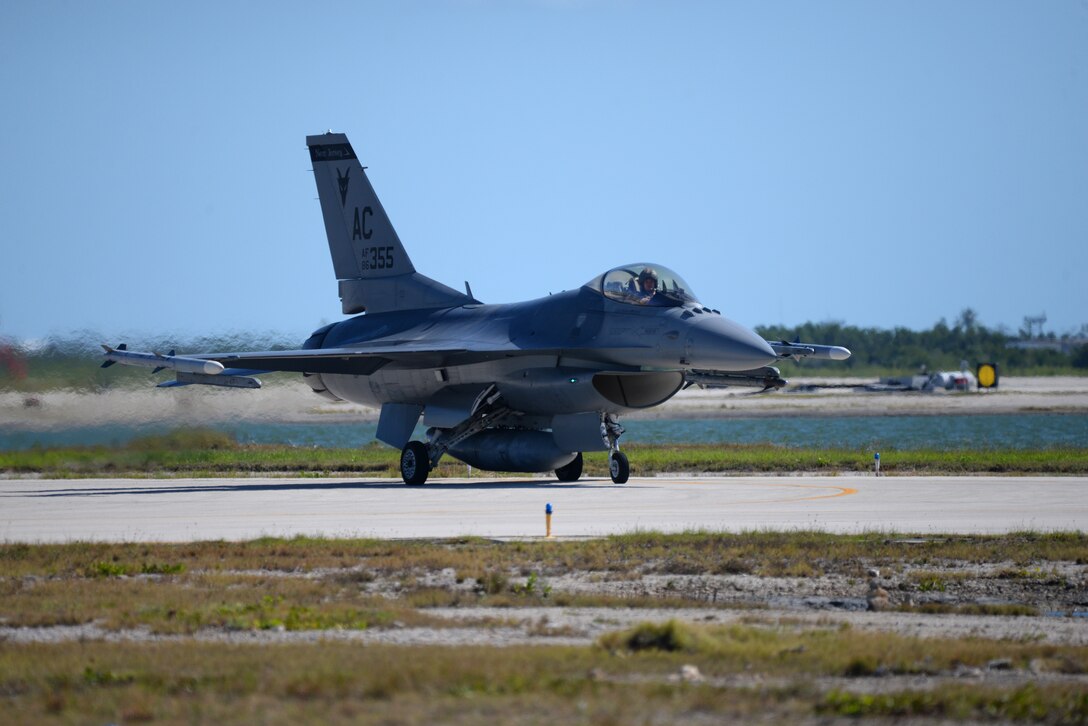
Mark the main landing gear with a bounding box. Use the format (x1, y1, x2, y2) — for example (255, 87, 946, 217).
(400, 441, 429, 485)
(399, 385, 510, 486)
(554, 452, 583, 482)
(400, 404, 631, 486)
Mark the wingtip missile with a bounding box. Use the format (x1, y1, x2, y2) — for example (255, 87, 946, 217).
(100, 344, 225, 376)
(767, 341, 852, 361)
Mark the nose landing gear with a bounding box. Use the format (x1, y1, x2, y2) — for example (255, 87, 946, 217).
(602, 414, 629, 484)
(609, 451, 630, 484)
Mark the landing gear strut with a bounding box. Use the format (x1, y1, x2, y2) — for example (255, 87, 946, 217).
(399, 385, 511, 485)
(602, 413, 629, 484)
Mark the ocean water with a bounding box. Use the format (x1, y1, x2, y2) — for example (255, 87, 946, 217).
(2, 413, 1085, 452)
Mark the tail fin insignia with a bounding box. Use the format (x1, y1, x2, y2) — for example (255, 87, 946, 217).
(336, 167, 350, 207)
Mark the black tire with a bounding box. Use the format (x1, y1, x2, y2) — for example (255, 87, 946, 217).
(400, 441, 430, 485)
(555, 452, 583, 482)
(609, 451, 630, 484)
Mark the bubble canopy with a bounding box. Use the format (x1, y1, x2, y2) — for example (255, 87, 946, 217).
(597, 263, 699, 307)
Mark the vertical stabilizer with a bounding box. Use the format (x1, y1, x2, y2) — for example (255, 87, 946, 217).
(307, 132, 475, 314)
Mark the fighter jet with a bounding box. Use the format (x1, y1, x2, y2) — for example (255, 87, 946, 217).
(103, 132, 851, 485)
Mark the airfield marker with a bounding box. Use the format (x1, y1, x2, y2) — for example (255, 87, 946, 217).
(545, 503, 554, 538)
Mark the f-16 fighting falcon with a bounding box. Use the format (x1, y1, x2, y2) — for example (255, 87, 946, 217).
(103, 132, 851, 485)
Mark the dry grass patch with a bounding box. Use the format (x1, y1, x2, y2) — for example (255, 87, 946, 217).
(2, 631, 1086, 724)
(3, 532, 1085, 581)
(598, 620, 1088, 678)
(2, 532, 1084, 634)
(0, 573, 445, 633)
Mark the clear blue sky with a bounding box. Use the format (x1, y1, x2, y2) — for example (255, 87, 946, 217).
(2, 1, 1086, 345)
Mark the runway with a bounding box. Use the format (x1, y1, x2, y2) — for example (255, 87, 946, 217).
(2, 474, 1084, 542)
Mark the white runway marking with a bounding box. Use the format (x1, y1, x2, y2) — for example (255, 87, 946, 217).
(1, 475, 1083, 542)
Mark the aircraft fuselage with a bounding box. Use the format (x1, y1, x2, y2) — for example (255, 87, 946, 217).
(305, 284, 775, 417)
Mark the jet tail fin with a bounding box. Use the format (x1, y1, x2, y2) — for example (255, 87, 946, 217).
(307, 132, 476, 314)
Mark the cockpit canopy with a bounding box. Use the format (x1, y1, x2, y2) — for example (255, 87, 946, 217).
(598, 263, 698, 307)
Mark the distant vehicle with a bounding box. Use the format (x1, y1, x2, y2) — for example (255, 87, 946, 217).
(873, 370, 977, 392)
(929, 370, 977, 391)
(103, 132, 851, 484)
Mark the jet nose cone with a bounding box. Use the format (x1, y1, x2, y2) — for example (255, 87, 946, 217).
(687, 316, 777, 370)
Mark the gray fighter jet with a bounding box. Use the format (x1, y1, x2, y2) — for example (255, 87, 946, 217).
(103, 132, 851, 485)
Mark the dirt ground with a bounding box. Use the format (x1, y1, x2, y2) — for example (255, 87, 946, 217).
(3, 556, 1085, 648)
(5, 376, 1088, 428)
(341, 559, 1088, 646)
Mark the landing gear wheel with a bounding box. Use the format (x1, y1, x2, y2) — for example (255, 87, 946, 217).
(400, 441, 430, 485)
(555, 452, 583, 482)
(609, 451, 630, 484)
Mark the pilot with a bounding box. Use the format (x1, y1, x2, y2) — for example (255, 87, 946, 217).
(637, 268, 659, 302)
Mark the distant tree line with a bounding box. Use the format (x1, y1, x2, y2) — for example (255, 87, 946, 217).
(757, 308, 1086, 376)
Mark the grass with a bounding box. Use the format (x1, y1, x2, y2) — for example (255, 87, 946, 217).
(1, 532, 1085, 631)
(819, 685, 1088, 722)
(596, 619, 1088, 676)
(2, 534, 1087, 723)
(2, 531, 1086, 579)
(1, 632, 1085, 724)
(3, 429, 1088, 476)
(0, 573, 452, 633)
(0, 641, 760, 724)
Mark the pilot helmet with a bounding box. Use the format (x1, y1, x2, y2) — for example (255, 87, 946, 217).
(638, 267, 658, 289)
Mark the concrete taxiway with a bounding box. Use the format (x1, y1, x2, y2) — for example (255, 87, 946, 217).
(1, 475, 1084, 542)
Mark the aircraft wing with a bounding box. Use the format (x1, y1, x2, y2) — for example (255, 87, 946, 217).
(198, 337, 655, 371)
(197, 345, 466, 375)
(103, 339, 657, 388)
